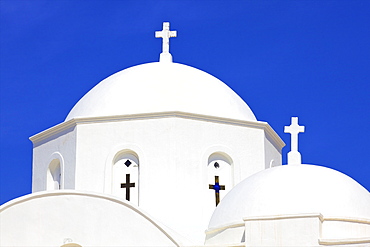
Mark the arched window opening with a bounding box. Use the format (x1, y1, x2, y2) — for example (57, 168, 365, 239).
(207, 152, 233, 206)
(112, 151, 139, 205)
(47, 159, 61, 190)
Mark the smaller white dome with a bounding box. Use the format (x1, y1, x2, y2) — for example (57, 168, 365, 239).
(208, 164, 370, 229)
(65, 62, 256, 122)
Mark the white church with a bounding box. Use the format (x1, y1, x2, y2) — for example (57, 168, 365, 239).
(1, 22, 369, 247)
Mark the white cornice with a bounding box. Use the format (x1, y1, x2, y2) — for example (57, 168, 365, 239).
(323, 216, 370, 224)
(319, 238, 370, 245)
(243, 213, 324, 222)
(30, 111, 285, 149)
(205, 221, 244, 235)
(29, 119, 77, 144)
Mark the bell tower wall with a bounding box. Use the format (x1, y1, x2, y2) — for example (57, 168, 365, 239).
(30, 124, 77, 192)
(30, 112, 284, 243)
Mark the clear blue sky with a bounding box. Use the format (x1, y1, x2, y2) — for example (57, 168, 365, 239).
(1, 1, 369, 204)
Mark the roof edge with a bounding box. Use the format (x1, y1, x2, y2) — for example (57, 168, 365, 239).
(0, 190, 187, 246)
(30, 111, 285, 149)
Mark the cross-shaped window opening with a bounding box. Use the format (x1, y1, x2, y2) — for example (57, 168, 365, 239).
(209, 176, 225, 206)
(121, 174, 135, 201)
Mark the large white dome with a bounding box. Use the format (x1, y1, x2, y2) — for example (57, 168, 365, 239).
(208, 164, 370, 230)
(65, 62, 256, 121)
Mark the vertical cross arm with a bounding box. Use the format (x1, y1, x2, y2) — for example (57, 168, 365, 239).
(284, 117, 305, 165)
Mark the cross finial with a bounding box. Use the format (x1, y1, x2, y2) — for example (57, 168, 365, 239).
(155, 22, 177, 63)
(284, 117, 305, 165)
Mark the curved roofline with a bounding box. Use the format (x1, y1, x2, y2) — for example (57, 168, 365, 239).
(0, 190, 187, 246)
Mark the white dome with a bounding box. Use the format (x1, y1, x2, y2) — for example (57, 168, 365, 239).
(65, 62, 256, 121)
(208, 164, 370, 229)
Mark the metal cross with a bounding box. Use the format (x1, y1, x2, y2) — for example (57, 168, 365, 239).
(155, 22, 177, 54)
(209, 176, 225, 206)
(121, 174, 135, 201)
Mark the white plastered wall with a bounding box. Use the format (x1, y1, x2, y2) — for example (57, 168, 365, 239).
(244, 214, 323, 247)
(72, 115, 282, 243)
(264, 135, 282, 169)
(30, 113, 284, 244)
(31, 125, 77, 192)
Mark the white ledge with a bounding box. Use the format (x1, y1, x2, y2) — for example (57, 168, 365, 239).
(323, 216, 370, 224)
(30, 111, 285, 150)
(205, 221, 245, 235)
(319, 238, 370, 245)
(205, 243, 245, 247)
(243, 213, 324, 222)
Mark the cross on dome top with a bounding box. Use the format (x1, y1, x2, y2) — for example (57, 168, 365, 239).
(155, 22, 177, 63)
(284, 117, 305, 165)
